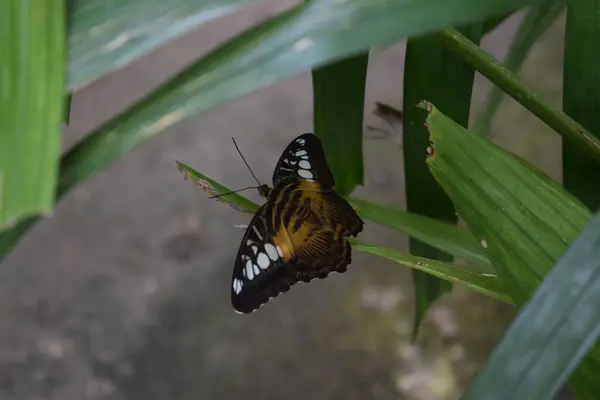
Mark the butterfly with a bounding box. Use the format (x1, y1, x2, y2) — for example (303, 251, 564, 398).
(231, 133, 364, 313)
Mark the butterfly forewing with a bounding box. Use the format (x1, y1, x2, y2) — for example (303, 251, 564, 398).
(272, 133, 335, 189)
(231, 204, 294, 314)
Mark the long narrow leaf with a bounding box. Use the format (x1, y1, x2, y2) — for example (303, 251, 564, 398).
(68, 0, 262, 89)
(176, 160, 512, 304)
(176, 161, 259, 215)
(350, 241, 512, 305)
(421, 101, 600, 399)
(403, 24, 483, 339)
(562, 0, 600, 210)
(474, 0, 566, 136)
(0, 0, 551, 257)
(463, 211, 600, 400)
(349, 198, 490, 266)
(67, 0, 547, 90)
(0, 0, 65, 231)
(312, 54, 368, 196)
(177, 161, 489, 267)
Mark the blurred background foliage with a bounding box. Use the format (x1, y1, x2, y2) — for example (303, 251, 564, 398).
(1, 0, 600, 398)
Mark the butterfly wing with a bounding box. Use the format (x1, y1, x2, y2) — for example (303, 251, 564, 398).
(272, 133, 335, 190)
(231, 204, 295, 314)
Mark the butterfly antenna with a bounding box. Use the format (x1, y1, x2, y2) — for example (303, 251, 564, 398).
(209, 186, 256, 199)
(232, 137, 262, 187)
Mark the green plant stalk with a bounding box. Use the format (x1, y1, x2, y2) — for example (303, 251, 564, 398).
(438, 28, 600, 164)
(474, 0, 566, 136)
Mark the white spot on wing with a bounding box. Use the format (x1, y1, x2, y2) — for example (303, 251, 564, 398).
(257, 252, 270, 269)
(233, 279, 242, 294)
(276, 246, 283, 257)
(246, 262, 254, 280)
(251, 245, 258, 254)
(297, 138, 306, 144)
(299, 160, 311, 169)
(265, 244, 279, 261)
(295, 150, 307, 156)
(301, 155, 309, 160)
(253, 263, 260, 276)
(298, 169, 314, 179)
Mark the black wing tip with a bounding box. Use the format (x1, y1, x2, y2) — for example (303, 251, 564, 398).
(295, 132, 319, 142)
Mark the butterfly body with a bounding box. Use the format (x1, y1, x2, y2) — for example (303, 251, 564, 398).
(231, 133, 364, 314)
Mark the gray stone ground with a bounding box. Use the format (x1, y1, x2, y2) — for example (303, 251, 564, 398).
(0, 3, 573, 400)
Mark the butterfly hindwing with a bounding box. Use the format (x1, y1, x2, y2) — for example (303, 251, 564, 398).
(284, 225, 353, 283)
(266, 183, 356, 285)
(272, 133, 335, 189)
(296, 180, 364, 237)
